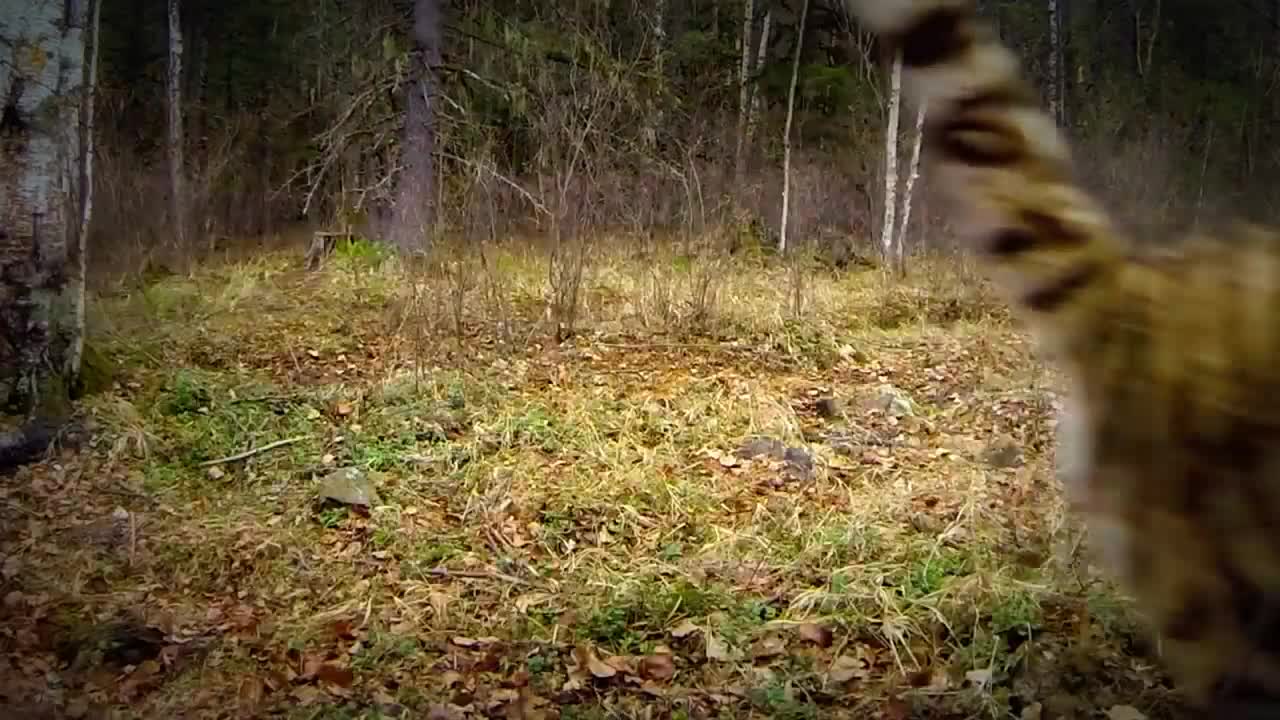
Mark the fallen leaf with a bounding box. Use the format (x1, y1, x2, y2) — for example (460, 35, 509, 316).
(639, 654, 676, 681)
(291, 685, 323, 705)
(751, 635, 787, 659)
(796, 622, 832, 647)
(670, 619, 700, 638)
(884, 698, 910, 720)
(827, 654, 867, 683)
(705, 633, 733, 662)
(317, 664, 355, 688)
(965, 668, 992, 688)
(238, 677, 264, 710)
(579, 646, 617, 679)
(451, 636, 479, 648)
(1107, 707, 1147, 720)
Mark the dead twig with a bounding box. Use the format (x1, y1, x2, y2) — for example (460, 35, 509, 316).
(198, 436, 309, 467)
(424, 566, 534, 587)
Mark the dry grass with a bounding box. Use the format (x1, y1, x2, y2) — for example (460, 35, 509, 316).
(0, 237, 1188, 719)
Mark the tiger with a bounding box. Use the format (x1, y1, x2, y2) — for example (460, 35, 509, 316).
(839, 0, 1280, 715)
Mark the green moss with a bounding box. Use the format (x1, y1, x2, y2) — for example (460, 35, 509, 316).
(75, 341, 116, 397)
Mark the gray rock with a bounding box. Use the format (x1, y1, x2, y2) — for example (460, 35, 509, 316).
(319, 467, 382, 507)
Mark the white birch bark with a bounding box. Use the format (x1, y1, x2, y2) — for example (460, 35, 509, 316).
(0, 0, 94, 418)
(779, 0, 809, 253)
(895, 100, 927, 273)
(1047, 0, 1060, 122)
(733, 0, 755, 180)
(167, 0, 188, 250)
(745, 9, 771, 145)
(879, 50, 903, 264)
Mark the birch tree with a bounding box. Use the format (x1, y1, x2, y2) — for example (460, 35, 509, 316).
(0, 0, 100, 467)
(879, 50, 903, 264)
(167, 0, 188, 250)
(733, 0, 755, 181)
(643, 0, 668, 149)
(391, 0, 442, 253)
(744, 8, 771, 147)
(1047, 0, 1061, 122)
(778, 0, 809, 253)
(895, 101, 927, 274)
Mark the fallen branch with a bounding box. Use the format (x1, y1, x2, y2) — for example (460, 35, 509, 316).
(198, 436, 308, 467)
(424, 566, 533, 586)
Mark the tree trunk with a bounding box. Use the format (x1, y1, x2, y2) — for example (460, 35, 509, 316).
(895, 100, 927, 275)
(1058, 0, 1070, 127)
(779, 0, 809, 254)
(1047, 0, 1061, 122)
(391, 0, 442, 254)
(0, 0, 98, 467)
(733, 0, 754, 182)
(167, 0, 188, 252)
(879, 50, 903, 265)
(645, 0, 668, 150)
(745, 9, 771, 146)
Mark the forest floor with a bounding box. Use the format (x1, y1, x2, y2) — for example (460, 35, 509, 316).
(1, 238, 1190, 719)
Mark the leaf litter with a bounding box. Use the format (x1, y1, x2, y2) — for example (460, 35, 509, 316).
(0, 249, 1201, 718)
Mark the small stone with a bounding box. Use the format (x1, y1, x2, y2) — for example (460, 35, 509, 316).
(319, 467, 382, 507)
(815, 397, 842, 419)
(873, 384, 914, 417)
(982, 435, 1024, 468)
(735, 436, 787, 460)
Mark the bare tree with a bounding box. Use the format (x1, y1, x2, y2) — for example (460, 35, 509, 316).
(733, 0, 755, 181)
(167, 0, 188, 250)
(778, 0, 809, 253)
(647, 0, 668, 149)
(0, 0, 100, 468)
(895, 101, 927, 274)
(391, 0, 442, 253)
(1047, 0, 1059, 120)
(745, 8, 772, 147)
(879, 50, 903, 264)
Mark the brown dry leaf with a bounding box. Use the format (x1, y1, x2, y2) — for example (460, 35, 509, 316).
(639, 654, 676, 682)
(796, 622, 832, 647)
(514, 593, 551, 614)
(670, 619, 700, 638)
(427, 705, 466, 720)
(603, 655, 635, 675)
(705, 633, 733, 662)
(827, 654, 868, 684)
(336, 402, 354, 416)
(300, 653, 326, 679)
(291, 685, 324, 705)
(118, 659, 162, 700)
(751, 635, 787, 659)
(1107, 707, 1147, 720)
(585, 652, 616, 679)
(238, 677, 264, 710)
(884, 698, 910, 720)
(451, 636, 479, 648)
(331, 619, 357, 640)
(317, 664, 355, 688)
(440, 670, 464, 688)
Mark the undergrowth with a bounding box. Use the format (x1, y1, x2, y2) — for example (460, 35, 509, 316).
(0, 236, 1184, 720)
